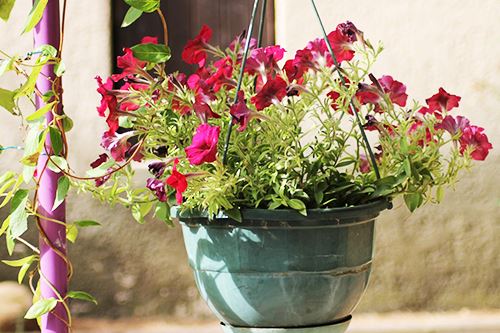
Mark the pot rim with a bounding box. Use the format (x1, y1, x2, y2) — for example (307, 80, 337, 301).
(172, 199, 391, 225)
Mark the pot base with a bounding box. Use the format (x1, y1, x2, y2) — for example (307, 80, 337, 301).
(221, 317, 351, 333)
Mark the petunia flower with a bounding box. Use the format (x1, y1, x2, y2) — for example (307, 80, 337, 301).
(426, 88, 461, 113)
(182, 25, 212, 67)
(356, 75, 408, 113)
(118, 82, 149, 111)
(436, 115, 470, 137)
(148, 161, 167, 178)
(90, 153, 111, 187)
(166, 159, 188, 204)
(185, 124, 220, 165)
(96, 76, 119, 135)
(245, 46, 286, 82)
(359, 154, 371, 174)
(459, 125, 492, 161)
(101, 131, 140, 162)
(206, 56, 235, 92)
(146, 178, 167, 202)
(230, 91, 267, 131)
(251, 76, 287, 111)
(326, 21, 362, 64)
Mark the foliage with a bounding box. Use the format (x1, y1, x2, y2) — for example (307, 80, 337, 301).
(86, 22, 492, 222)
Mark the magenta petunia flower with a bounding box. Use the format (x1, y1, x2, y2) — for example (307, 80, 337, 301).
(146, 178, 167, 202)
(206, 56, 235, 92)
(245, 46, 285, 79)
(251, 76, 287, 111)
(182, 25, 212, 67)
(436, 115, 470, 136)
(185, 124, 220, 165)
(166, 159, 188, 204)
(459, 125, 492, 161)
(426, 88, 461, 113)
(100, 131, 141, 162)
(230, 91, 267, 132)
(356, 75, 407, 113)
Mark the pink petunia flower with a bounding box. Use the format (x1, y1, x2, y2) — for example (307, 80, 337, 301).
(185, 124, 220, 165)
(182, 25, 212, 67)
(166, 159, 188, 204)
(251, 76, 287, 111)
(436, 115, 470, 136)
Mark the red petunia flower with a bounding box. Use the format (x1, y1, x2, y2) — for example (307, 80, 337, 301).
(459, 125, 492, 161)
(426, 88, 461, 113)
(251, 76, 287, 111)
(185, 124, 220, 165)
(90, 153, 111, 187)
(118, 82, 149, 112)
(206, 56, 235, 92)
(326, 21, 361, 64)
(166, 159, 188, 204)
(182, 25, 212, 67)
(96, 76, 119, 134)
(359, 154, 371, 174)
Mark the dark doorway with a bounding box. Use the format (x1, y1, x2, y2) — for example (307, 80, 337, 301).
(112, 0, 275, 74)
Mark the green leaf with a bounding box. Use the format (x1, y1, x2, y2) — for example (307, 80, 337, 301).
(74, 220, 101, 228)
(9, 189, 29, 238)
(121, 6, 143, 27)
(436, 186, 444, 203)
(26, 102, 55, 122)
(49, 126, 63, 156)
(131, 43, 171, 63)
(0, 87, 16, 113)
(52, 176, 69, 211)
(24, 298, 57, 319)
(23, 0, 49, 34)
(0, 217, 10, 237)
(18, 262, 31, 284)
(153, 203, 172, 226)
(2, 255, 36, 267)
(15, 64, 42, 98)
(0, 57, 16, 76)
(54, 61, 65, 77)
(6, 232, 15, 255)
(131, 202, 153, 224)
(403, 157, 412, 177)
(61, 115, 73, 132)
(288, 199, 307, 216)
(123, 0, 160, 13)
(225, 208, 242, 223)
(67, 291, 98, 305)
(66, 224, 78, 243)
(86, 160, 114, 177)
(0, 0, 15, 21)
(47, 156, 68, 173)
(404, 193, 423, 212)
(35, 44, 57, 58)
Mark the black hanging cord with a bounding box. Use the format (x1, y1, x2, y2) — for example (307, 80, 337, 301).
(310, 0, 381, 180)
(222, 0, 261, 165)
(257, 0, 268, 48)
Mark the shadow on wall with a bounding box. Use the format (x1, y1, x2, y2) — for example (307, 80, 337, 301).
(0, 157, 498, 318)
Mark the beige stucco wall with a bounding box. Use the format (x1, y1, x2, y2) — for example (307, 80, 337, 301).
(0, 0, 498, 318)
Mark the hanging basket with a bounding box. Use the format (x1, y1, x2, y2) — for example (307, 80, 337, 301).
(173, 199, 390, 329)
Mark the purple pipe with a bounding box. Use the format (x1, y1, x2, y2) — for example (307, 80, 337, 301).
(35, 1, 68, 332)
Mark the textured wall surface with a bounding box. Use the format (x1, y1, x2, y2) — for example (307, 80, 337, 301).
(0, 0, 498, 319)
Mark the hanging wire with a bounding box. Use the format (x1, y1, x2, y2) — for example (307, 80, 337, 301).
(310, 0, 381, 180)
(222, 0, 261, 165)
(257, 0, 268, 48)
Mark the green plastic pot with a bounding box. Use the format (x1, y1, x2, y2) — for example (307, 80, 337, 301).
(173, 199, 390, 329)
